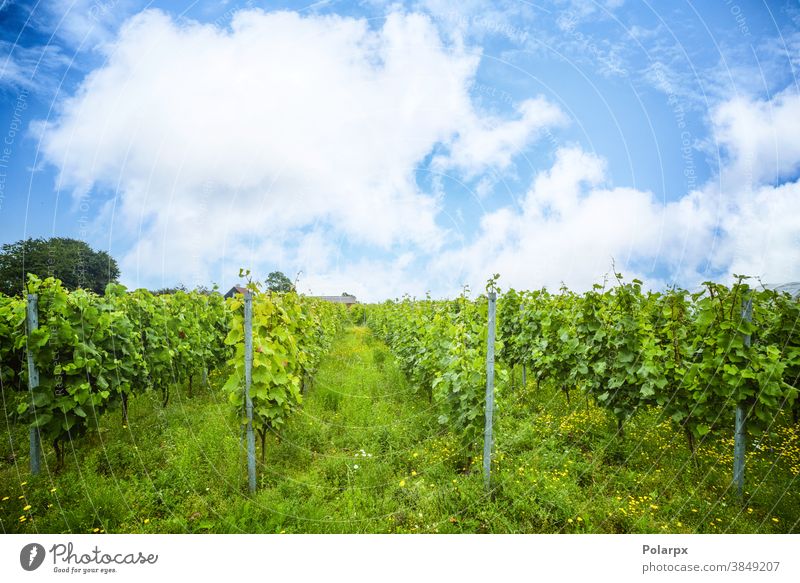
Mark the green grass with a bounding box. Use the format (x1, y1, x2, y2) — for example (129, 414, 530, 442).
(1, 325, 798, 533)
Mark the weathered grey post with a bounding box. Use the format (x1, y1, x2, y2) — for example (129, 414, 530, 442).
(483, 292, 497, 491)
(243, 291, 256, 493)
(520, 303, 526, 388)
(733, 295, 753, 498)
(26, 294, 41, 475)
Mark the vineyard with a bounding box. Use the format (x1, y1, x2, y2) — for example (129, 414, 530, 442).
(1, 274, 799, 533)
(0, 275, 345, 474)
(368, 276, 799, 474)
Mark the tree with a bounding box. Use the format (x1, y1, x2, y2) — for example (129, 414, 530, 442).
(152, 284, 188, 295)
(0, 237, 120, 296)
(342, 292, 355, 297)
(265, 270, 294, 293)
(152, 284, 217, 295)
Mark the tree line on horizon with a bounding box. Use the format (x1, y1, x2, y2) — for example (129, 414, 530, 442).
(0, 237, 300, 297)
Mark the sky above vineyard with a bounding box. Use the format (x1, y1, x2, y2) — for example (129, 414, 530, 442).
(0, 0, 799, 300)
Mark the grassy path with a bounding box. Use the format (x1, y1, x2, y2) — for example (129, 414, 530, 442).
(249, 325, 445, 532)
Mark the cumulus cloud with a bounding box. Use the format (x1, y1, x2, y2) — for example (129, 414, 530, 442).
(35, 8, 563, 294)
(433, 147, 707, 291)
(440, 88, 800, 294)
(298, 252, 429, 301)
(707, 88, 800, 284)
(31, 6, 800, 298)
(433, 96, 567, 177)
(722, 180, 800, 282)
(712, 88, 800, 187)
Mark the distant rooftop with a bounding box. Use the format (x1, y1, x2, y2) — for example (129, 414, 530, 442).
(223, 285, 248, 298)
(311, 295, 358, 304)
(222, 287, 359, 304)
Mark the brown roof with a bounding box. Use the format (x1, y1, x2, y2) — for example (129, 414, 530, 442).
(223, 285, 249, 298)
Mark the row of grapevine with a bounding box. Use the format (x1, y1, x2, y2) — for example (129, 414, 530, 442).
(1, 276, 230, 469)
(1, 275, 345, 474)
(501, 276, 799, 447)
(367, 275, 799, 483)
(222, 285, 346, 463)
(367, 287, 505, 464)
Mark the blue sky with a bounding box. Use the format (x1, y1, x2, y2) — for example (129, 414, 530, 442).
(0, 0, 798, 300)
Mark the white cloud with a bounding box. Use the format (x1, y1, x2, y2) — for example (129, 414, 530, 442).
(0, 0, 142, 95)
(433, 96, 566, 177)
(433, 147, 688, 291)
(0, 42, 72, 92)
(298, 253, 430, 301)
(411, 0, 534, 45)
(44, 0, 139, 49)
(706, 88, 800, 284)
(712, 88, 800, 187)
(33, 6, 800, 298)
(439, 88, 800, 294)
(723, 180, 800, 282)
(35, 8, 565, 292)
